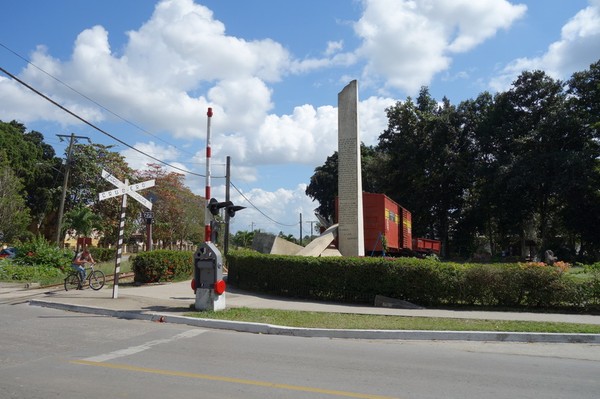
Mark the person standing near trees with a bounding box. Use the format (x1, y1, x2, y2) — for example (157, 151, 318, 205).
(71, 248, 95, 289)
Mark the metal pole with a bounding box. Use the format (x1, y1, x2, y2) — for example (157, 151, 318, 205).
(305, 220, 317, 240)
(112, 179, 128, 299)
(224, 156, 231, 256)
(204, 107, 213, 242)
(146, 220, 152, 251)
(299, 213, 303, 246)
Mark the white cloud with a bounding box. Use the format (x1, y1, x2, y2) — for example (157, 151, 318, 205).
(120, 141, 181, 170)
(207, 77, 273, 133)
(227, 183, 318, 236)
(359, 96, 396, 145)
(208, 95, 393, 172)
(127, 0, 290, 85)
(325, 40, 344, 56)
(490, 0, 600, 92)
(2, 0, 290, 144)
(354, 0, 526, 94)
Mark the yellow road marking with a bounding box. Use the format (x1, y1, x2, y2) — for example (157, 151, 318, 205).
(72, 359, 399, 399)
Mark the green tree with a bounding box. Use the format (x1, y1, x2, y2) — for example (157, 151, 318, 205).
(305, 144, 382, 223)
(136, 164, 204, 249)
(63, 205, 102, 251)
(376, 88, 473, 256)
(278, 231, 298, 244)
(0, 120, 62, 239)
(452, 92, 495, 257)
(66, 143, 136, 246)
(561, 60, 600, 260)
(0, 152, 32, 241)
(482, 71, 570, 258)
(305, 152, 338, 223)
(376, 95, 425, 221)
(230, 230, 255, 248)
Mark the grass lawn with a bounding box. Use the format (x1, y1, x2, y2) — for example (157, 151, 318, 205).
(186, 307, 600, 334)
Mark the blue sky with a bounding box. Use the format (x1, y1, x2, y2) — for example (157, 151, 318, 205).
(1, 0, 599, 238)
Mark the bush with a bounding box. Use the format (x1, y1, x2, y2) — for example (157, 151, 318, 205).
(226, 251, 600, 310)
(132, 250, 194, 284)
(0, 259, 63, 284)
(585, 262, 600, 272)
(12, 235, 73, 270)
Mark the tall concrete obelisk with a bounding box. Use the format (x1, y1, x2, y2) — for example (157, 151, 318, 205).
(337, 80, 364, 257)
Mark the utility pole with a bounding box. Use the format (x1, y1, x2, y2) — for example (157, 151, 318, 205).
(299, 213, 303, 246)
(305, 220, 318, 241)
(55, 133, 90, 247)
(224, 156, 231, 256)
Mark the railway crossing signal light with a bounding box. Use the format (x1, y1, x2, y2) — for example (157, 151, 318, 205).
(207, 198, 245, 218)
(208, 198, 232, 216)
(226, 205, 246, 218)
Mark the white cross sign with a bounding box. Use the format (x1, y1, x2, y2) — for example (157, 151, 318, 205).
(99, 170, 155, 209)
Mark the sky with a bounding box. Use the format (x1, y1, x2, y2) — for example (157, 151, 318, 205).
(1, 0, 599, 239)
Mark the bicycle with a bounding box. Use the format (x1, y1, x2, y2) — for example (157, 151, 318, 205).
(64, 263, 105, 291)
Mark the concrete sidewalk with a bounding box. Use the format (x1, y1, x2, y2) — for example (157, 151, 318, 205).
(3, 281, 600, 343)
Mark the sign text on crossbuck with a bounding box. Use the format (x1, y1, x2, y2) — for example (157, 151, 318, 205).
(99, 170, 155, 209)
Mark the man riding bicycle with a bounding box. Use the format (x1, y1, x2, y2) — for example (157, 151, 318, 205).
(71, 249, 95, 289)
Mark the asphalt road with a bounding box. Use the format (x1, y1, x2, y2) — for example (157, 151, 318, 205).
(1, 303, 599, 399)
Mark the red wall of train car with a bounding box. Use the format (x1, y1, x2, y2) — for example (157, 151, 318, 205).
(413, 237, 442, 254)
(362, 192, 413, 253)
(363, 193, 400, 252)
(399, 206, 412, 250)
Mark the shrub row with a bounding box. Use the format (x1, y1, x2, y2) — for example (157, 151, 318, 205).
(0, 261, 64, 284)
(226, 251, 600, 310)
(8, 240, 115, 269)
(132, 250, 194, 284)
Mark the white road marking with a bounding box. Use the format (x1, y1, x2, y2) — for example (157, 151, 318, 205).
(83, 329, 206, 362)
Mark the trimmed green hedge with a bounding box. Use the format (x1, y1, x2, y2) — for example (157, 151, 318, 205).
(226, 250, 600, 310)
(132, 250, 194, 284)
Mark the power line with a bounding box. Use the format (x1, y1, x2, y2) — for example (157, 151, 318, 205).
(0, 41, 197, 158)
(0, 57, 294, 229)
(0, 65, 206, 178)
(230, 181, 298, 227)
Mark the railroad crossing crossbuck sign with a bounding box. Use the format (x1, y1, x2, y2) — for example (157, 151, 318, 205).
(98, 169, 155, 299)
(99, 170, 155, 209)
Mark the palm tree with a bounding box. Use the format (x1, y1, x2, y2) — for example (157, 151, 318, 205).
(63, 206, 102, 252)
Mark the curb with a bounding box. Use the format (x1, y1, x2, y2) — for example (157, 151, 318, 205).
(29, 299, 600, 343)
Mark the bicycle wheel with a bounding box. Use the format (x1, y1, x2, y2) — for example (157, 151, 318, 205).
(64, 274, 81, 291)
(88, 270, 105, 290)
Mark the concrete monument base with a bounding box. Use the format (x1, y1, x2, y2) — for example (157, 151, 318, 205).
(195, 289, 226, 311)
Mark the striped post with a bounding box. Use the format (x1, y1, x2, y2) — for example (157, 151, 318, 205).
(204, 107, 213, 242)
(112, 179, 128, 299)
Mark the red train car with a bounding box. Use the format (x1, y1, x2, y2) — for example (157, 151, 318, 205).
(363, 192, 413, 255)
(335, 192, 441, 256)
